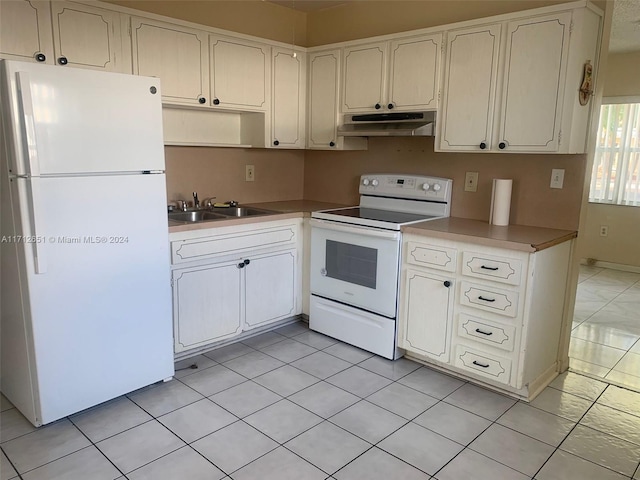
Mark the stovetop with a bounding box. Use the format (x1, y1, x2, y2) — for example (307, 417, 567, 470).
(311, 174, 453, 230)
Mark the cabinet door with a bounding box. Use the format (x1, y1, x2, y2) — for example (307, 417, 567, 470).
(210, 36, 269, 110)
(496, 13, 571, 152)
(388, 34, 441, 111)
(271, 47, 305, 148)
(438, 24, 501, 151)
(50, 2, 124, 72)
(244, 250, 298, 330)
(399, 268, 454, 362)
(307, 49, 340, 149)
(0, 0, 53, 64)
(342, 42, 387, 113)
(131, 17, 209, 106)
(172, 262, 242, 353)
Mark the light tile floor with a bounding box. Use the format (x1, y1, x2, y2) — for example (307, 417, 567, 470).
(570, 265, 640, 391)
(2, 322, 640, 479)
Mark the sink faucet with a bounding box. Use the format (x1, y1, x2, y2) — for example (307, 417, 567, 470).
(193, 192, 200, 209)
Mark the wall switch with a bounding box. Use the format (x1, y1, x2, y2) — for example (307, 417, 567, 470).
(245, 165, 255, 182)
(464, 172, 479, 192)
(550, 168, 565, 189)
(600, 225, 609, 237)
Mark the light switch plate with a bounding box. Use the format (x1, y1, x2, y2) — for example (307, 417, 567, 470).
(550, 169, 564, 189)
(465, 172, 479, 192)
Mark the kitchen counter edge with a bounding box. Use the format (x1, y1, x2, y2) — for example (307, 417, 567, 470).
(402, 217, 577, 253)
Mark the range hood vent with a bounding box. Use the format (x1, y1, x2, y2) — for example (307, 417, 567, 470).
(338, 111, 436, 137)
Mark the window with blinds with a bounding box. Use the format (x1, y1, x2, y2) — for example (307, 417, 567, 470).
(589, 101, 640, 206)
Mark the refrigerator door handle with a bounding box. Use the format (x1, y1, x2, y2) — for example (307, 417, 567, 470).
(24, 177, 48, 274)
(16, 72, 41, 177)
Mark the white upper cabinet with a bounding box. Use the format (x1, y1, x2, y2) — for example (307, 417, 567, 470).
(210, 35, 270, 111)
(341, 42, 387, 113)
(497, 13, 571, 152)
(50, 2, 126, 72)
(271, 47, 306, 149)
(341, 35, 442, 114)
(388, 33, 442, 111)
(438, 9, 597, 153)
(438, 24, 501, 151)
(131, 17, 209, 106)
(0, 0, 53, 64)
(307, 49, 340, 149)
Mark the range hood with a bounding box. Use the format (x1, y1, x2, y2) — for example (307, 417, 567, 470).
(338, 111, 436, 137)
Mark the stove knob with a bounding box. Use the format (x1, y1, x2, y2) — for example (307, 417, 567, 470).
(371, 179, 379, 187)
(362, 178, 370, 186)
(421, 183, 430, 191)
(432, 183, 442, 192)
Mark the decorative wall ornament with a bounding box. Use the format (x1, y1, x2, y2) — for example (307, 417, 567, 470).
(579, 60, 594, 106)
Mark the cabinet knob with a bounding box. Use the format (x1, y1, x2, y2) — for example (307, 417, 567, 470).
(34, 53, 46, 62)
(237, 262, 245, 269)
(374, 103, 381, 110)
(57, 56, 68, 65)
(329, 141, 336, 147)
(273, 140, 279, 146)
(479, 142, 487, 150)
(443, 281, 451, 288)
(498, 142, 506, 150)
(198, 97, 206, 104)
(213, 98, 220, 105)
(244, 259, 250, 266)
(387, 103, 394, 110)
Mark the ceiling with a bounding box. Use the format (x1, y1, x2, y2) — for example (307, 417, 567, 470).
(266, 0, 640, 53)
(610, 0, 640, 53)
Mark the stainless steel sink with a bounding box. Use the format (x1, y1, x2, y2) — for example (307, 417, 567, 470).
(168, 206, 276, 224)
(210, 207, 274, 217)
(168, 211, 228, 223)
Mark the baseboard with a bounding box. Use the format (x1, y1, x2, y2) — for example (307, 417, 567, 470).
(580, 259, 640, 274)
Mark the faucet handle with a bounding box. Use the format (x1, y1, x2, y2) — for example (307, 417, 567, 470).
(178, 200, 188, 211)
(202, 197, 216, 208)
(227, 200, 239, 207)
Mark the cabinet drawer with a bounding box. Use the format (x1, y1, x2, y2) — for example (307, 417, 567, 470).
(459, 281, 519, 318)
(171, 224, 297, 265)
(457, 314, 516, 352)
(406, 241, 457, 272)
(462, 251, 522, 285)
(453, 344, 512, 385)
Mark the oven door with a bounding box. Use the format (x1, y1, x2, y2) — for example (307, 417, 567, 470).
(310, 218, 400, 318)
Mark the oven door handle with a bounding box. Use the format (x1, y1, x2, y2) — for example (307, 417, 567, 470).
(310, 218, 401, 240)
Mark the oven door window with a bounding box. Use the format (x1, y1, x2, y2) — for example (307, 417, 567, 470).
(326, 240, 377, 289)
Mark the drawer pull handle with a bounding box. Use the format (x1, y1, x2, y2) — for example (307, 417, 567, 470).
(475, 328, 493, 336)
(473, 360, 490, 368)
(478, 296, 495, 302)
(480, 265, 499, 271)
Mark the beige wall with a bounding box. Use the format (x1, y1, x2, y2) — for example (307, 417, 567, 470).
(580, 50, 640, 267)
(165, 146, 304, 205)
(305, 0, 584, 46)
(603, 51, 640, 98)
(305, 137, 585, 230)
(104, 0, 307, 45)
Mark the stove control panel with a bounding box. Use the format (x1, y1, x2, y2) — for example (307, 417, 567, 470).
(360, 174, 452, 202)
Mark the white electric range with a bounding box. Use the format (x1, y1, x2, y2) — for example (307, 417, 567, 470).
(309, 174, 453, 359)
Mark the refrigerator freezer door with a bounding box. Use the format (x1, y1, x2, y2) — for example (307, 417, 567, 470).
(3, 60, 165, 175)
(13, 173, 173, 424)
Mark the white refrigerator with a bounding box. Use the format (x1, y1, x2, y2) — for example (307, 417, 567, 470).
(0, 60, 174, 426)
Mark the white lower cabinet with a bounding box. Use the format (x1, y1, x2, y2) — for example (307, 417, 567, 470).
(172, 261, 242, 353)
(398, 267, 454, 362)
(399, 233, 573, 400)
(170, 219, 302, 355)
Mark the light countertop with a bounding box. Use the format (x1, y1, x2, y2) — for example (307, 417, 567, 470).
(403, 217, 577, 252)
(168, 200, 348, 234)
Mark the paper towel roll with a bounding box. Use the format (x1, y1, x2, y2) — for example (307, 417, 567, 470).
(490, 179, 513, 226)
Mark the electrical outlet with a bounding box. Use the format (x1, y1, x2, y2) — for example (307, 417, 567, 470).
(245, 165, 255, 182)
(600, 225, 608, 237)
(465, 172, 479, 192)
(550, 168, 565, 189)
